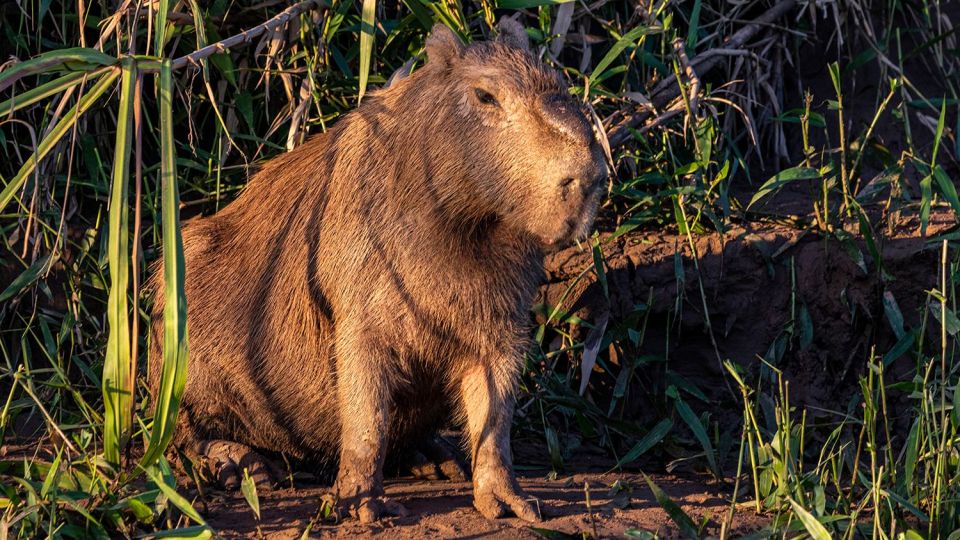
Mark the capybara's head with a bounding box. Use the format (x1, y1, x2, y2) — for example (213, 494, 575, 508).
(392, 22, 608, 249)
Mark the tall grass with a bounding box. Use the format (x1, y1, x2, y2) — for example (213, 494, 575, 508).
(1, 0, 958, 536)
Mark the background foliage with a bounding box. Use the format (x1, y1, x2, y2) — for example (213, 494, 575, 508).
(0, 0, 959, 537)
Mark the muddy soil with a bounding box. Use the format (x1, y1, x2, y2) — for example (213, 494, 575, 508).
(204, 470, 767, 538)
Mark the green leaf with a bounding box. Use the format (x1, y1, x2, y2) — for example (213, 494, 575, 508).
(498, 0, 572, 8)
(788, 498, 832, 540)
(241, 469, 261, 520)
(150, 526, 213, 539)
(885, 329, 915, 365)
(155, 0, 171, 53)
(139, 59, 190, 473)
(40, 447, 62, 499)
(0, 254, 52, 302)
(0, 47, 115, 92)
(127, 498, 155, 523)
(591, 25, 659, 82)
(145, 465, 208, 526)
(0, 69, 103, 117)
(931, 100, 947, 165)
(675, 396, 718, 476)
(933, 165, 960, 215)
(615, 419, 673, 468)
(929, 303, 960, 336)
(798, 303, 813, 350)
(748, 167, 820, 209)
(358, 0, 377, 101)
(882, 290, 905, 340)
(686, 0, 702, 51)
(0, 69, 118, 212)
(919, 174, 932, 236)
(102, 57, 137, 467)
(643, 474, 700, 538)
(827, 62, 841, 97)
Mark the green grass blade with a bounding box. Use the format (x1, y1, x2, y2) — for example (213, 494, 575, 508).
(155, 0, 171, 55)
(0, 48, 115, 92)
(686, 0, 702, 51)
(788, 498, 832, 540)
(498, 0, 572, 8)
(145, 465, 209, 526)
(0, 69, 106, 117)
(931, 100, 946, 165)
(150, 526, 214, 539)
(0, 254, 52, 303)
(920, 173, 932, 236)
(358, 0, 376, 101)
(643, 473, 700, 538)
(615, 418, 673, 468)
(932, 165, 960, 216)
(591, 24, 658, 83)
(241, 469, 261, 520)
(0, 69, 118, 212)
(675, 396, 719, 476)
(747, 166, 820, 209)
(102, 58, 138, 467)
(139, 59, 190, 472)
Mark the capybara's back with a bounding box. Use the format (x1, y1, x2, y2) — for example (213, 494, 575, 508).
(149, 21, 607, 522)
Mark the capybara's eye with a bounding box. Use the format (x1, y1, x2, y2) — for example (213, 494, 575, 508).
(474, 88, 500, 107)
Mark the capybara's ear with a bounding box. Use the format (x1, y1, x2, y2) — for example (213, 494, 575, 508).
(495, 17, 531, 54)
(425, 24, 464, 67)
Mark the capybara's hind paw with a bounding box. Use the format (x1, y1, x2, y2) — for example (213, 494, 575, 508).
(424, 435, 469, 482)
(405, 435, 469, 482)
(199, 440, 285, 491)
(474, 485, 541, 522)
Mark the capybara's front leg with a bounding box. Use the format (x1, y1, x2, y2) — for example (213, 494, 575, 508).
(460, 362, 540, 522)
(332, 332, 408, 523)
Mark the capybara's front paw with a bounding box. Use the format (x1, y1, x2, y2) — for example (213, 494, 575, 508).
(474, 480, 541, 522)
(336, 495, 410, 523)
(333, 482, 409, 523)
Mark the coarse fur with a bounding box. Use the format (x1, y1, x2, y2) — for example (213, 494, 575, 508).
(148, 22, 607, 523)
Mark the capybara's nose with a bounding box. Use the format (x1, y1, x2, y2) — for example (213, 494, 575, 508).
(559, 165, 606, 198)
(582, 166, 606, 194)
(539, 93, 594, 146)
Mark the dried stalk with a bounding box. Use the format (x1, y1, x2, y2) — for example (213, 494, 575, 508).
(607, 0, 798, 148)
(167, 0, 324, 71)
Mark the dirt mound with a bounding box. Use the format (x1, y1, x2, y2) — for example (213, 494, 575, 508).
(541, 210, 954, 415)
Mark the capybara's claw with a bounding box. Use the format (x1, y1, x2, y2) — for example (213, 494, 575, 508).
(474, 486, 541, 522)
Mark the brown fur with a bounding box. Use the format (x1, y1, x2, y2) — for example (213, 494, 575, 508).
(148, 23, 606, 522)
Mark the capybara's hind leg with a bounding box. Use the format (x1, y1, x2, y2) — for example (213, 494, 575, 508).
(199, 440, 285, 490)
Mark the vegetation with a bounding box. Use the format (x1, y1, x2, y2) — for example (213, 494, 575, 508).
(0, 0, 958, 537)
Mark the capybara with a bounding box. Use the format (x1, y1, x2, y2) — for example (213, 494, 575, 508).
(148, 21, 607, 522)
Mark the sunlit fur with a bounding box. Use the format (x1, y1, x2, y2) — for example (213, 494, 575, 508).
(148, 23, 607, 522)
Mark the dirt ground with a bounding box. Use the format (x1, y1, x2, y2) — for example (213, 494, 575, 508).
(203, 470, 768, 538)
